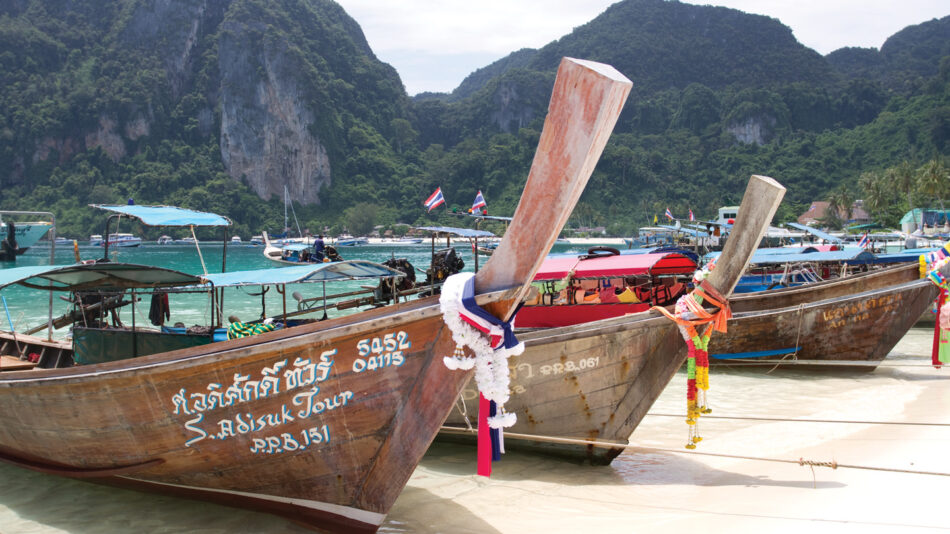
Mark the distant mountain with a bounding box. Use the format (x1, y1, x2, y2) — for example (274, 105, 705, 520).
(0, 0, 946, 239)
(453, 0, 835, 99)
(828, 15, 950, 92)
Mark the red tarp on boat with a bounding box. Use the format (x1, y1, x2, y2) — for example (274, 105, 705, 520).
(533, 252, 697, 280)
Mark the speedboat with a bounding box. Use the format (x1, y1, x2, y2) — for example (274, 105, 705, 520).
(103, 233, 142, 247)
(89, 234, 104, 246)
(157, 235, 174, 245)
(230, 235, 243, 244)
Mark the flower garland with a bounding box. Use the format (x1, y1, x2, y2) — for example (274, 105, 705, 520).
(440, 272, 523, 475)
(653, 261, 732, 449)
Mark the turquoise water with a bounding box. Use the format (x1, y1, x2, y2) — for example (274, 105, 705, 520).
(2, 241, 588, 338)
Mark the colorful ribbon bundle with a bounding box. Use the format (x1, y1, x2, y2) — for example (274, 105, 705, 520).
(922, 243, 950, 368)
(654, 263, 731, 449)
(440, 272, 523, 476)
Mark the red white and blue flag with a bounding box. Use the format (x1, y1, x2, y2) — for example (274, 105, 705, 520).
(424, 187, 445, 212)
(858, 232, 870, 248)
(472, 190, 487, 212)
(664, 207, 674, 220)
(688, 208, 695, 222)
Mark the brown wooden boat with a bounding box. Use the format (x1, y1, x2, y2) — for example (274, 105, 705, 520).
(707, 262, 937, 367)
(0, 58, 632, 532)
(442, 175, 786, 464)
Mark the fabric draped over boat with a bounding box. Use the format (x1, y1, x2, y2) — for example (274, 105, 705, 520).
(922, 242, 950, 367)
(652, 262, 732, 449)
(439, 272, 523, 477)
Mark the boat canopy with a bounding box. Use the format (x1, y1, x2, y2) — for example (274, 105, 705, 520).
(280, 243, 310, 252)
(200, 261, 404, 287)
(534, 252, 697, 281)
(90, 205, 231, 227)
(705, 247, 875, 266)
(0, 263, 203, 292)
(657, 224, 708, 237)
(785, 222, 843, 244)
(0, 260, 404, 292)
(414, 226, 495, 238)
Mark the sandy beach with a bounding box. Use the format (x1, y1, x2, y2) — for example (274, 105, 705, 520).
(0, 327, 946, 533)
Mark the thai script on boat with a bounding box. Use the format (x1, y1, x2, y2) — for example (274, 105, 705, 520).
(352, 331, 411, 373)
(459, 357, 603, 400)
(250, 424, 331, 455)
(171, 349, 337, 416)
(182, 389, 354, 448)
(822, 293, 903, 329)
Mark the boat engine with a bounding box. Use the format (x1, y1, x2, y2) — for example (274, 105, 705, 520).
(376, 258, 417, 303)
(422, 248, 465, 295)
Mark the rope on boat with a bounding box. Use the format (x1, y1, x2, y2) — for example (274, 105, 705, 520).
(765, 302, 805, 374)
(713, 359, 946, 368)
(438, 426, 950, 478)
(644, 413, 950, 427)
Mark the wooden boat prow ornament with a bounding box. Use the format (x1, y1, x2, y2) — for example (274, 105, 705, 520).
(0, 57, 632, 532)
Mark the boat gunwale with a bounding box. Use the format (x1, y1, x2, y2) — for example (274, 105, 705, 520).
(726, 277, 933, 320)
(0, 286, 519, 384)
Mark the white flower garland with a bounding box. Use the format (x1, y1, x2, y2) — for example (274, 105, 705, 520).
(440, 273, 522, 428)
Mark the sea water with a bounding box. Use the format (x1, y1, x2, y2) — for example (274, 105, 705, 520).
(0, 245, 946, 533)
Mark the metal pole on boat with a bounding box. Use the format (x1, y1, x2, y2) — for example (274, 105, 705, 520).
(322, 281, 327, 320)
(2, 296, 22, 358)
(131, 288, 137, 358)
(48, 212, 55, 341)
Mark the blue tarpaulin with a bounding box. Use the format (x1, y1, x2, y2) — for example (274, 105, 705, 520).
(199, 261, 404, 287)
(91, 205, 231, 227)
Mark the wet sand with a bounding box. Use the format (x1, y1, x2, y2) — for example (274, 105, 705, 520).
(0, 327, 947, 533)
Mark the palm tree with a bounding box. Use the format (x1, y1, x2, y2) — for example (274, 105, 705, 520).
(859, 171, 890, 225)
(917, 159, 949, 226)
(888, 160, 917, 229)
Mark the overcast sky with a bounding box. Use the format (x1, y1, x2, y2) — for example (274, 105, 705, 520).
(332, 0, 949, 95)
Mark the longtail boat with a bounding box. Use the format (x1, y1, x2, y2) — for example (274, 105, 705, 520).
(707, 261, 937, 367)
(442, 174, 786, 464)
(0, 57, 632, 532)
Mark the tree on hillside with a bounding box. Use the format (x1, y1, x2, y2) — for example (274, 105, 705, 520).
(825, 185, 854, 229)
(887, 160, 918, 228)
(917, 159, 949, 224)
(859, 171, 888, 225)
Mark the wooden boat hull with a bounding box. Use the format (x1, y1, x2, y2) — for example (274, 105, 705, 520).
(0, 296, 471, 532)
(443, 311, 683, 464)
(709, 267, 937, 367)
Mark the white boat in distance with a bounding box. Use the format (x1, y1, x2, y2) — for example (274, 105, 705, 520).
(157, 235, 174, 245)
(101, 233, 142, 247)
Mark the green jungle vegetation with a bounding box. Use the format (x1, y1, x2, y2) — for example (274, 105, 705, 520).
(0, 0, 948, 240)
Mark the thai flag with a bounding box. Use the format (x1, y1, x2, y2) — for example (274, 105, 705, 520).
(858, 232, 870, 248)
(688, 209, 695, 222)
(664, 208, 674, 220)
(472, 190, 487, 212)
(424, 187, 445, 212)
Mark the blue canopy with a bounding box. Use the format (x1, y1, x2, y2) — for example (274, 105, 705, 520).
(414, 226, 495, 238)
(785, 222, 843, 244)
(0, 261, 403, 292)
(657, 224, 708, 237)
(91, 205, 231, 227)
(0, 263, 203, 291)
(199, 261, 404, 287)
(707, 247, 875, 266)
(280, 243, 310, 251)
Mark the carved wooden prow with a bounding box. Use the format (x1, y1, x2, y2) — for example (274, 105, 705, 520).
(705, 175, 786, 297)
(474, 58, 633, 321)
